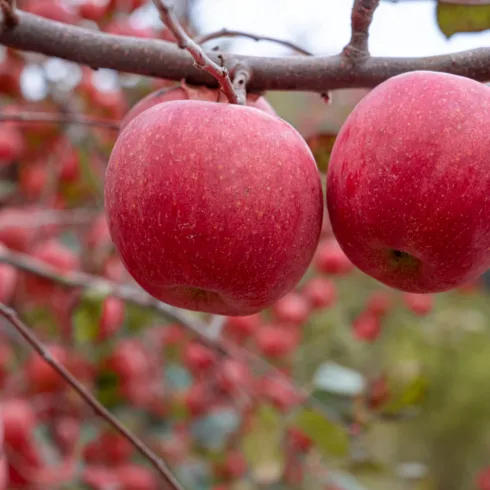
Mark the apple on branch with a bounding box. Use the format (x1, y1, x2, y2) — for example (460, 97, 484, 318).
(105, 100, 323, 315)
(327, 70, 490, 293)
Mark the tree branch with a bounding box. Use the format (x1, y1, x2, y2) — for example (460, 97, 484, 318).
(1, 12, 490, 92)
(152, 0, 242, 103)
(195, 28, 313, 56)
(0, 111, 119, 130)
(343, 0, 381, 61)
(0, 248, 345, 426)
(0, 247, 223, 353)
(0, 303, 184, 490)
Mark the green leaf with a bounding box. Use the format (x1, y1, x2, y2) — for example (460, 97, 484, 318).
(95, 369, 121, 408)
(306, 133, 337, 173)
(78, 146, 103, 195)
(436, 1, 490, 38)
(0, 180, 16, 201)
(125, 303, 156, 333)
(313, 361, 366, 397)
(326, 470, 369, 490)
(293, 407, 349, 457)
(380, 374, 428, 416)
(73, 290, 108, 344)
(241, 404, 284, 482)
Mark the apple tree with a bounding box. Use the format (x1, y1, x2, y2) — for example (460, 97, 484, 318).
(0, 1, 489, 490)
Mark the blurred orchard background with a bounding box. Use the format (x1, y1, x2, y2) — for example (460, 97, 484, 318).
(1, 0, 490, 489)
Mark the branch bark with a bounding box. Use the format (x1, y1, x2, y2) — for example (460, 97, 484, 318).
(0, 111, 119, 129)
(1, 12, 490, 93)
(0, 248, 344, 426)
(343, 0, 381, 60)
(0, 304, 184, 490)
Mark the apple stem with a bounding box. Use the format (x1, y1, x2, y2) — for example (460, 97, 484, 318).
(342, 0, 381, 61)
(152, 0, 243, 104)
(0, 303, 185, 490)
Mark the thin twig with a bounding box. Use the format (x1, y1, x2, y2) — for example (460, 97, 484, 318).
(0, 248, 346, 426)
(0, 304, 184, 490)
(343, 0, 381, 61)
(151, 0, 241, 103)
(195, 28, 313, 56)
(0, 112, 120, 130)
(0, 209, 98, 229)
(0, 247, 220, 352)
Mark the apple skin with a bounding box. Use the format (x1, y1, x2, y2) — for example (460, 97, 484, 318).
(105, 100, 323, 315)
(119, 84, 276, 133)
(326, 71, 490, 293)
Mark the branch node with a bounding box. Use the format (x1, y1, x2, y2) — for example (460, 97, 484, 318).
(152, 0, 241, 103)
(0, 0, 18, 30)
(232, 64, 251, 106)
(342, 0, 380, 62)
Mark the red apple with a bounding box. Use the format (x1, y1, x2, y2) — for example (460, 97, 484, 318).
(119, 83, 276, 133)
(255, 325, 299, 358)
(183, 342, 216, 374)
(352, 312, 381, 342)
(478, 467, 490, 490)
(79, 0, 109, 21)
(271, 291, 311, 325)
(314, 238, 354, 275)
(23, 0, 80, 24)
(24, 344, 67, 393)
(23, 239, 80, 299)
(116, 463, 158, 490)
(0, 128, 24, 164)
(223, 313, 262, 341)
(301, 276, 336, 309)
(402, 292, 433, 316)
(105, 100, 323, 315)
(98, 296, 126, 340)
(327, 71, 490, 293)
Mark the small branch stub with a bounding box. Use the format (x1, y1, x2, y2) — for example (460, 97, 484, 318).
(152, 0, 241, 103)
(231, 64, 250, 105)
(0, 0, 18, 31)
(342, 0, 381, 61)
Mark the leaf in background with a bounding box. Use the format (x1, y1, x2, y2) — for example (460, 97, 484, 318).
(165, 363, 193, 392)
(125, 303, 157, 333)
(0, 180, 16, 202)
(313, 362, 366, 397)
(241, 404, 284, 483)
(326, 470, 369, 490)
(95, 369, 121, 408)
(190, 407, 241, 451)
(436, 1, 490, 38)
(380, 374, 428, 416)
(293, 407, 349, 457)
(174, 458, 212, 490)
(306, 133, 337, 173)
(73, 289, 110, 344)
(78, 146, 103, 196)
